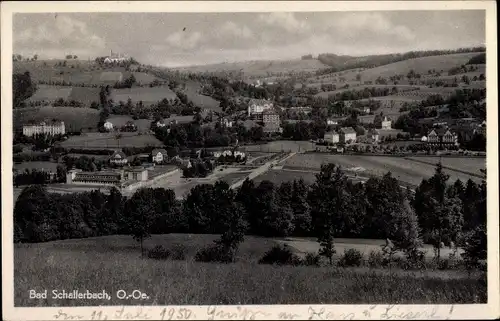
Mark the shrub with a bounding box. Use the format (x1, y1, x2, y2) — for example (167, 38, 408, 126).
(170, 244, 187, 260)
(258, 244, 302, 266)
(147, 245, 170, 260)
(302, 252, 321, 267)
(367, 250, 385, 268)
(338, 249, 364, 267)
(195, 244, 235, 263)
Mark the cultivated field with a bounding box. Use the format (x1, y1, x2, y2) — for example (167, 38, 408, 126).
(26, 85, 72, 102)
(58, 132, 163, 149)
(132, 72, 163, 85)
(111, 86, 177, 105)
(172, 59, 331, 77)
(13, 107, 101, 133)
(356, 53, 482, 82)
(14, 234, 486, 306)
(283, 154, 484, 185)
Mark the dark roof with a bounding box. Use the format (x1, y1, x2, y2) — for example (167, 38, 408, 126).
(248, 98, 272, 105)
(324, 131, 339, 135)
(152, 148, 168, 155)
(110, 150, 127, 158)
(340, 127, 356, 134)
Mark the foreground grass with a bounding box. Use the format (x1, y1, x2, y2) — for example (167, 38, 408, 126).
(14, 235, 487, 306)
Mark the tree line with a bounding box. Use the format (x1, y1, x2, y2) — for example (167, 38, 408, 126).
(14, 162, 486, 267)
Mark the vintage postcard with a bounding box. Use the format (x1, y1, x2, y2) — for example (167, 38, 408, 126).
(1, 1, 499, 320)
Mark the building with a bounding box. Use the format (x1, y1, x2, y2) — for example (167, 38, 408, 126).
(151, 149, 168, 164)
(66, 169, 122, 186)
(289, 106, 312, 114)
(220, 118, 233, 128)
(363, 107, 371, 114)
(262, 108, 282, 133)
(155, 120, 166, 128)
(109, 150, 128, 166)
(103, 50, 130, 64)
(22, 120, 65, 137)
(327, 119, 338, 126)
(339, 127, 357, 143)
(474, 121, 486, 136)
(247, 99, 273, 119)
(368, 129, 380, 144)
(323, 131, 340, 144)
(124, 167, 148, 181)
(427, 128, 458, 146)
(103, 121, 114, 131)
(381, 116, 392, 130)
(66, 167, 148, 186)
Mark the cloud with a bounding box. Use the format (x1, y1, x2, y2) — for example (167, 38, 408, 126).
(258, 12, 310, 33)
(165, 31, 203, 50)
(15, 15, 105, 57)
(328, 12, 416, 42)
(217, 21, 254, 39)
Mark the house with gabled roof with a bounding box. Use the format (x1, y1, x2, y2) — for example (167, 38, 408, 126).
(323, 130, 340, 144)
(109, 150, 128, 166)
(427, 128, 458, 146)
(151, 148, 169, 164)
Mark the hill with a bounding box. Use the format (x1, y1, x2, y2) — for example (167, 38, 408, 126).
(171, 59, 331, 77)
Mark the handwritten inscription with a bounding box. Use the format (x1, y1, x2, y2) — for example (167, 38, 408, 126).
(50, 304, 457, 320)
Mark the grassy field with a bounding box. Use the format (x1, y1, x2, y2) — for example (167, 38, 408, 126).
(356, 53, 481, 82)
(26, 85, 72, 102)
(13, 107, 101, 133)
(172, 59, 331, 77)
(241, 141, 316, 153)
(252, 169, 318, 185)
(14, 234, 486, 306)
(405, 156, 486, 177)
(283, 154, 484, 185)
(111, 86, 177, 105)
(59, 132, 163, 149)
(314, 85, 420, 98)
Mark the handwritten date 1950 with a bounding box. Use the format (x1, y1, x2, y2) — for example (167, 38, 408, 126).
(159, 308, 193, 320)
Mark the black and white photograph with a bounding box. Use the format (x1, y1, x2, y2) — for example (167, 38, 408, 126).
(2, 1, 498, 320)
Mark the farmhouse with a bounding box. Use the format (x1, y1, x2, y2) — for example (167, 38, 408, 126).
(339, 127, 357, 144)
(323, 131, 340, 144)
(109, 150, 128, 166)
(23, 120, 65, 137)
(381, 116, 392, 130)
(151, 149, 168, 164)
(247, 99, 273, 119)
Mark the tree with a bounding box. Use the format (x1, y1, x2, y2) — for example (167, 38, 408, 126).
(309, 164, 360, 265)
(13, 72, 36, 107)
(388, 200, 423, 259)
(414, 163, 464, 259)
(124, 188, 161, 257)
(291, 179, 312, 235)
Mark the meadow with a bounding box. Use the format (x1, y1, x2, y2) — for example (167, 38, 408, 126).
(283, 154, 485, 185)
(13, 107, 101, 133)
(111, 86, 177, 105)
(172, 59, 330, 77)
(59, 132, 163, 149)
(14, 234, 486, 306)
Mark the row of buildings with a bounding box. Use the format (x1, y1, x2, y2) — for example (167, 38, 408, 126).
(22, 121, 66, 137)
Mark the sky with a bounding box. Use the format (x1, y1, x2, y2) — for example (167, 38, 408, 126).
(13, 11, 485, 67)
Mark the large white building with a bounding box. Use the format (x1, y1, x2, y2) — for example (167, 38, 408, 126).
(381, 116, 392, 130)
(323, 131, 340, 144)
(103, 50, 130, 64)
(22, 121, 65, 137)
(247, 99, 273, 118)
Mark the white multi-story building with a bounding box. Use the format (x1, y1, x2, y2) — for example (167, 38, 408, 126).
(103, 50, 130, 64)
(339, 127, 357, 143)
(22, 121, 65, 137)
(151, 149, 168, 164)
(381, 116, 392, 130)
(103, 121, 114, 131)
(247, 99, 273, 118)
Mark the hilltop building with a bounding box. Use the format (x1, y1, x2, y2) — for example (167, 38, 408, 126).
(247, 99, 273, 119)
(22, 120, 65, 137)
(103, 50, 130, 64)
